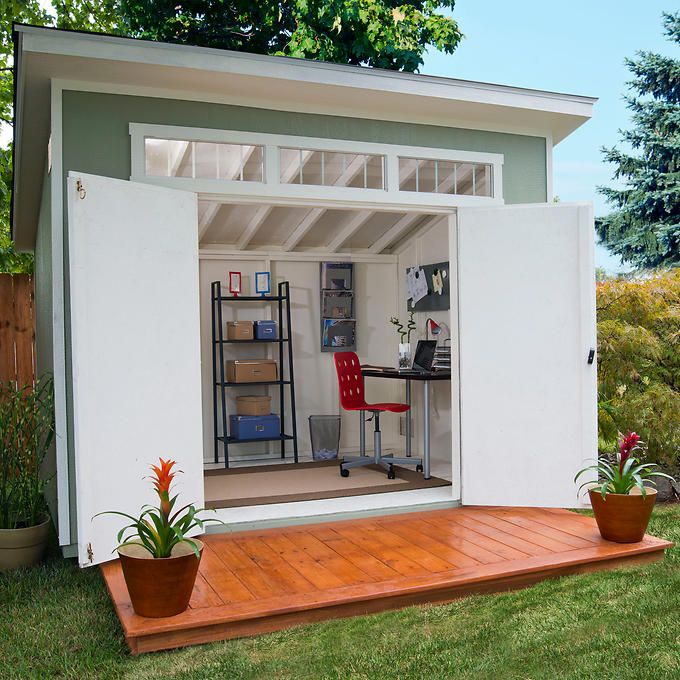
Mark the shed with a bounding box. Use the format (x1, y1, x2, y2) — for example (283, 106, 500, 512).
(12, 24, 598, 568)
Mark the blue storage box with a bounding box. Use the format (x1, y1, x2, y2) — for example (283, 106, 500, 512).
(254, 320, 278, 340)
(230, 414, 280, 440)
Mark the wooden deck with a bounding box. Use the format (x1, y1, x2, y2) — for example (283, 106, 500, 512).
(101, 507, 673, 655)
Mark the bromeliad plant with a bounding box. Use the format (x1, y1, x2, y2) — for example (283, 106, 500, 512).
(575, 431, 675, 499)
(98, 458, 221, 559)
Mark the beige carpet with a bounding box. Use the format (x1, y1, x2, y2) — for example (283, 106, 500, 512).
(204, 460, 451, 508)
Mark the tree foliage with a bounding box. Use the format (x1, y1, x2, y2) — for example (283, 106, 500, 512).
(596, 12, 680, 269)
(596, 269, 680, 468)
(117, 1, 462, 72)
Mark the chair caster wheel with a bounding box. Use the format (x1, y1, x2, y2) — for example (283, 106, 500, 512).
(387, 466, 396, 480)
(340, 467, 350, 478)
(416, 464, 424, 473)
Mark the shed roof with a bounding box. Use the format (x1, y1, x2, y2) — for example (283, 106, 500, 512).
(11, 24, 597, 249)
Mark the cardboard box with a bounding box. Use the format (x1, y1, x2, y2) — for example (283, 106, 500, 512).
(226, 359, 277, 383)
(236, 395, 272, 416)
(226, 321, 254, 341)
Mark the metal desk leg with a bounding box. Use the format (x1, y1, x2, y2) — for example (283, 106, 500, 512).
(405, 380, 412, 457)
(360, 410, 366, 456)
(423, 380, 431, 479)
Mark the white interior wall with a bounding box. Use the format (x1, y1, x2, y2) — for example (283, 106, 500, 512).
(397, 217, 457, 474)
(199, 256, 402, 464)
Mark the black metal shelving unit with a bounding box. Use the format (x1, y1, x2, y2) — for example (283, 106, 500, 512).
(211, 280, 299, 468)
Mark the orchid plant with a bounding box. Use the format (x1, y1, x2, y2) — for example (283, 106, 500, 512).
(575, 431, 675, 499)
(98, 458, 221, 559)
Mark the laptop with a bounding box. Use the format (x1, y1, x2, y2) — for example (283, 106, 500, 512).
(400, 340, 437, 373)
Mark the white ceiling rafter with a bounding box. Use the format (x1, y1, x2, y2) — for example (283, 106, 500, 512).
(281, 208, 326, 251)
(198, 202, 221, 239)
(368, 212, 424, 253)
(327, 210, 374, 252)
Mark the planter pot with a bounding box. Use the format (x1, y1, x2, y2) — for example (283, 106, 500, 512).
(398, 343, 412, 370)
(118, 539, 204, 618)
(0, 516, 51, 573)
(589, 488, 657, 543)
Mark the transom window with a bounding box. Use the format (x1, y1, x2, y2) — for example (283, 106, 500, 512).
(144, 138, 264, 182)
(399, 157, 492, 197)
(280, 148, 385, 190)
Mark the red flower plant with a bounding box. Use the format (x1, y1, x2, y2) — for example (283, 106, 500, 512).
(619, 431, 641, 474)
(97, 457, 221, 558)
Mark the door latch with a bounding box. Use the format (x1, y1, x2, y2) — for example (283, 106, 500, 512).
(587, 348, 595, 365)
(86, 542, 94, 563)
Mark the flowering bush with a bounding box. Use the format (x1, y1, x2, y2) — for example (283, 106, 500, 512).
(575, 431, 674, 499)
(597, 270, 680, 468)
(99, 458, 221, 558)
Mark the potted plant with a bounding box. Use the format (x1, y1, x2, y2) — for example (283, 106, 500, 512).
(0, 378, 55, 572)
(390, 311, 416, 369)
(99, 458, 222, 618)
(575, 431, 675, 543)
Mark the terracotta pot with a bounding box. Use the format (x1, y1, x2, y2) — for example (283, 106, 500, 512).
(118, 539, 203, 618)
(0, 516, 51, 573)
(589, 488, 657, 543)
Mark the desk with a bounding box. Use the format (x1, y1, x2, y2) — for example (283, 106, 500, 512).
(361, 369, 451, 480)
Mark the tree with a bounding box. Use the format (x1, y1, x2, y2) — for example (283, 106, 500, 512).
(596, 269, 680, 469)
(0, 1, 462, 272)
(596, 12, 680, 270)
(117, 1, 462, 72)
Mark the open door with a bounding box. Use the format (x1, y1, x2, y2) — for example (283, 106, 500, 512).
(67, 172, 204, 566)
(456, 203, 597, 508)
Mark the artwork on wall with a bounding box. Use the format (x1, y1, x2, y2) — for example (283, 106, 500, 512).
(407, 261, 450, 312)
(320, 263, 355, 352)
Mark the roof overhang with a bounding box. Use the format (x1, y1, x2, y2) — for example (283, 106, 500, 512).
(11, 24, 597, 250)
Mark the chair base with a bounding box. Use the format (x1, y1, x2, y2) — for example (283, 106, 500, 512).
(340, 453, 424, 479)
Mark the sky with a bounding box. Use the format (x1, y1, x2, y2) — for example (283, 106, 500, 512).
(421, 0, 676, 272)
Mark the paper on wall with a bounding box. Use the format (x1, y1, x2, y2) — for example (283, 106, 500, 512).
(406, 266, 429, 305)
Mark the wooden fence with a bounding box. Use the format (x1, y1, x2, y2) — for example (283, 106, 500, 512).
(0, 274, 36, 387)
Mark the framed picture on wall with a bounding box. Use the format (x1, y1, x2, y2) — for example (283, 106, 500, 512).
(321, 262, 353, 290)
(322, 319, 356, 349)
(322, 291, 353, 319)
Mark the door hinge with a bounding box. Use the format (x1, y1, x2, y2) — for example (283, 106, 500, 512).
(86, 542, 94, 563)
(75, 179, 87, 200)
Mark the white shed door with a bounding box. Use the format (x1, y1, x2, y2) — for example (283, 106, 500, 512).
(67, 172, 204, 567)
(457, 203, 597, 508)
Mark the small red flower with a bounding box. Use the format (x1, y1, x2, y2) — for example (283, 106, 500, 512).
(150, 458, 179, 519)
(619, 431, 641, 474)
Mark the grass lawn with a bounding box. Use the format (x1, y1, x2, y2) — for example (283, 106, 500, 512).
(2, 506, 680, 680)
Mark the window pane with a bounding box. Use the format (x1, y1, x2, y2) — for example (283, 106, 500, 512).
(195, 142, 217, 179)
(456, 163, 474, 195)
(437, 160, 457, 194)
(399, 157, 418, 191)
(243, 145, 263, 182)
(417, 159, 437, 193)
(280, 148, 384, 189)
(474, 164, 492, 197)
(366, 155, 384, 189)
(145, 139, 169, 176)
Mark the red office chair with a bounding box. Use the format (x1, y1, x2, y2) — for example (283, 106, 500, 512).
(334, 352, 423, 479)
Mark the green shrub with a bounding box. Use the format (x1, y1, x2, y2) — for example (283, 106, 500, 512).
(597, 269, 680, 468)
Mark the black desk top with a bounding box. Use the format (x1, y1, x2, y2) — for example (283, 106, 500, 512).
(362, 368, 451, 381)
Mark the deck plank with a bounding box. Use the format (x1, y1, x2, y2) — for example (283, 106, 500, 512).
(101, 506, 673, 655)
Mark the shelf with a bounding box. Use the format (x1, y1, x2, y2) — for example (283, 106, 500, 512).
(215, 339, 289, 344)
(216, 380, 292, 387)
(217, 295, 284, 302)
(218, 434, 295, 444)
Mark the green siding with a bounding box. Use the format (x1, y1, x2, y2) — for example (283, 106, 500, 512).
(62, 91, 547, 204)
(34, 166, 57, 524)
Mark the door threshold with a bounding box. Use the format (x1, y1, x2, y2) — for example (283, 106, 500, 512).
(206, 486, 459, 533)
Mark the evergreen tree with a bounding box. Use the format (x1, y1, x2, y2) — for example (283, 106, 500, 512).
(597, 12, 680, 269)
